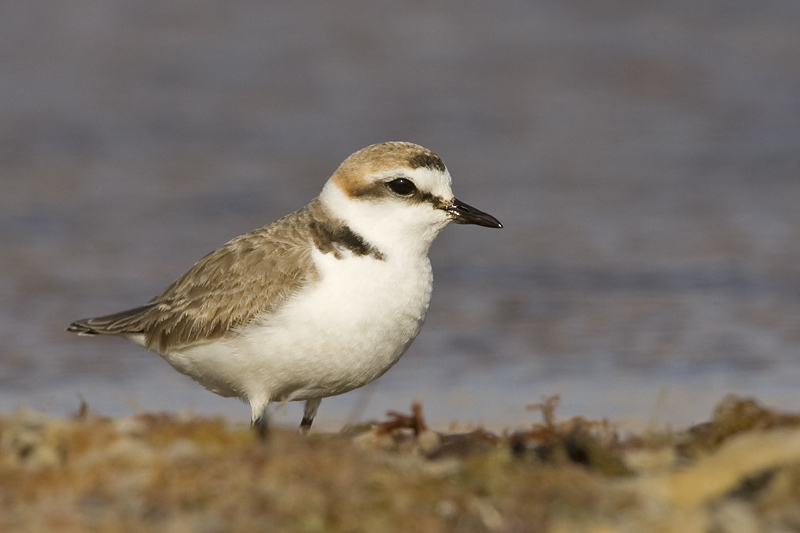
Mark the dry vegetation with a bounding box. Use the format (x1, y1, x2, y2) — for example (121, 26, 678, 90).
(2, 395, 800, 532)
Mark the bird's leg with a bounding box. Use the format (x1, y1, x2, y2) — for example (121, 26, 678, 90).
(252, 405, 269, 442)
(300, 398, 322, 434)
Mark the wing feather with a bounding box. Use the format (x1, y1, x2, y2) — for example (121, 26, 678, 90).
(68, 201, 323, 352)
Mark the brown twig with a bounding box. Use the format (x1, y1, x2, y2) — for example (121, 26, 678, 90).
(376, 401, 428, 436)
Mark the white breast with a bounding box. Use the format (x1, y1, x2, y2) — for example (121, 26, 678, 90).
(162, 247, 434, 407)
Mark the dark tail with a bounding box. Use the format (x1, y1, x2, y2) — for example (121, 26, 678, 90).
(67, 303, 158, 336)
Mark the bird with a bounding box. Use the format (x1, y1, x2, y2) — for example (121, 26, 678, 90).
(68, 141, 502, 434)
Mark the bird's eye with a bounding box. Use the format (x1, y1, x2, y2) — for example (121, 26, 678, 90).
(387, 177, 417, 196)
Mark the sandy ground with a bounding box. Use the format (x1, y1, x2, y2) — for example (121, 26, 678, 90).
(2, 395, 800, 532)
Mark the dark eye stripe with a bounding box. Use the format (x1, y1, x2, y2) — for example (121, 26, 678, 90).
(347, 176, 442, 207)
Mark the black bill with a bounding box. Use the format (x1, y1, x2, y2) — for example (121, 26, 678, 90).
(442, 198, 503, 228)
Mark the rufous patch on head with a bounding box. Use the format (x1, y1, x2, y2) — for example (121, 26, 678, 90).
(330, 142, 446, 198)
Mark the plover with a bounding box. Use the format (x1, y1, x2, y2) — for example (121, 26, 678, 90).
(68, 142, 502, 433)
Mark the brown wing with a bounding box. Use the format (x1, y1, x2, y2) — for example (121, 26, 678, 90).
(68, 201, 322, 352)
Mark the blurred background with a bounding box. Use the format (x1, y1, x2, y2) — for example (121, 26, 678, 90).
(2, 0, 799, 430)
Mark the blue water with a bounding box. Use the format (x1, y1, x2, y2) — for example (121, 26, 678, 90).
(2, 0, 800, 430)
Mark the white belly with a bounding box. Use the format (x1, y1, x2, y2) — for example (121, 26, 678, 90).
(160, 248, 434, 407)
